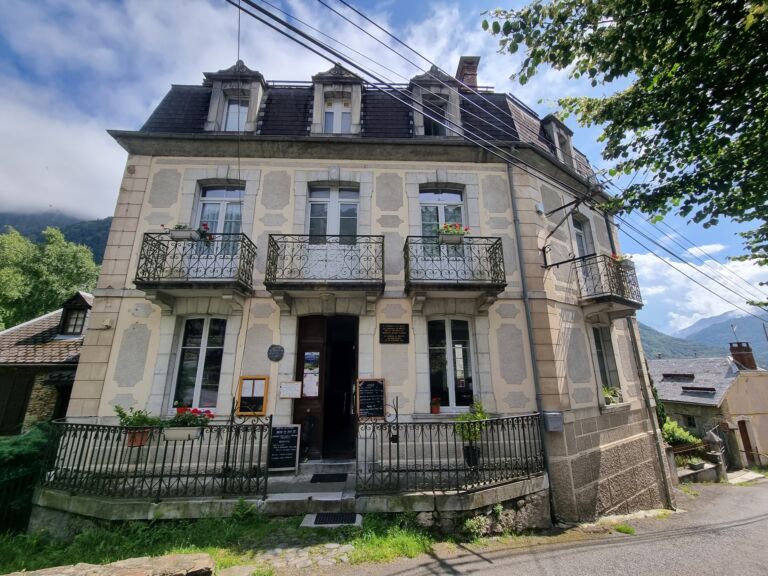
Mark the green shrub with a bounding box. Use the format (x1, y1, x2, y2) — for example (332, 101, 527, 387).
(462, 515, 489, 540)
(0, 425, 54, 476)
(455, 401, 490, 443)
(113, 406, 162, 428)
(662, 418, 699, 446)
(615, 523, 635, 535)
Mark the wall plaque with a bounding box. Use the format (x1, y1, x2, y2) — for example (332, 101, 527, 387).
(379, 323, 409, 344)
(267, 344, 285, 362)
(357, 378, 385, 418)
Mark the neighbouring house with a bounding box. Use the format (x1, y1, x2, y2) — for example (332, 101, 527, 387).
(649, 342, 768, 468)
(36, 57, 672, 528)
(0, 292, 92, 435)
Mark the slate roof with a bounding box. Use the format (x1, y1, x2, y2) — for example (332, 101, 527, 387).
(137, 73, 594, 177)
(0, 293, 93, 366)
(647, 357, 743, 407)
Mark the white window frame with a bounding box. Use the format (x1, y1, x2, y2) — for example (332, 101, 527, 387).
(196, 187, 244, 234)
(170, 316, 227, 411)
(590, 324, 622, 401)
(223, 97, 248, 132)
(427, 317, 478, 412)
(306, 186, 359, 236)
(323, 98, 352, 134)
(419, 188, 465, 233)
(572, 215, 595, 258)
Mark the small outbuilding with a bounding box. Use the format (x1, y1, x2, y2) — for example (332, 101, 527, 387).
(0, 292, 92, 435)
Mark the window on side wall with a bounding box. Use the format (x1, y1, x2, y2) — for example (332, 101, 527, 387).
(173, 317, 227, 409)
(592, 325, 621, 399)
(224, 98, 248, 132)
(428, 318, 474, 409)
(324, 99, 352, 134)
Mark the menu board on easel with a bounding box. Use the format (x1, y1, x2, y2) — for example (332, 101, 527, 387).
(357, 378, 385, 418)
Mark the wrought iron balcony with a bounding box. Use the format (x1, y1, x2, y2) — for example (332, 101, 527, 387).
(574, 254, 643, 308)
(404, 236, 506, 292)
(134, 233, 257, 292)
(264, 234, 385, 290)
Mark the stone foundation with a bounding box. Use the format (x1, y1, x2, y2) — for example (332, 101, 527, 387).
(547, 405, 670, 522)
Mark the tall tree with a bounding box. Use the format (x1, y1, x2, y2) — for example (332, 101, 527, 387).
(484, 1, 768, 273)
(0, 228, 99, 330)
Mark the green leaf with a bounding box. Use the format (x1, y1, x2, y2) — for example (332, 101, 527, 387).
(482, 19, 489, 31)
(492, 21, 501, 34)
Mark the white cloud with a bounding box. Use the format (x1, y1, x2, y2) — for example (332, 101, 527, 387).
(631, 251, 768, 333)
(685, 243, 727, 256)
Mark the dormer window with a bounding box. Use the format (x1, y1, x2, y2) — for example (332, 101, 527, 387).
(224, 98, 249, 132)
(61, 308, 87, 335)
(409, 65, 462, 137)
(423, 96, 448, 136)
(324, 99, 352, 134)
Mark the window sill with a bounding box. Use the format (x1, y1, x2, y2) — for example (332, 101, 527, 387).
(600, 401, 631, 414)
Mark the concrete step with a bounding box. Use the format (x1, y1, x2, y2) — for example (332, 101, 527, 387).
(268, 474, 356, 494)
(263, 489, 356, 515)
(297, 459, 357, 475)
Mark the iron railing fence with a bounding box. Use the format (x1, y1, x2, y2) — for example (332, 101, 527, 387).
(403, 236, 506, 290)
(356, 414, 544, 495)
(265, 234, 385, 287)
(40, 419, 271, 500)
(134, 233, 257, 290)
(573, 254, 642, 306)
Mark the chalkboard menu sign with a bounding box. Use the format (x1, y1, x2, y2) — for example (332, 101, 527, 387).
(379, 323, 409, 344)
(357, 378, 385, 418)
(268, 425, 300, 472)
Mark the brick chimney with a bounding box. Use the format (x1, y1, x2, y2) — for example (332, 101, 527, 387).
(730, 341, 757, 370)
(455, 56, 480, 90)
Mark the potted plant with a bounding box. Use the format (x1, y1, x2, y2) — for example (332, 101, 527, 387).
(114, 406, 162, 447)
(163, 407, 214, 441)
(438, 223, 469, 245)
(430, 397, 441, 414)
(603, 386, 622, 405)
(688, 456, 706, 471)
(455, 401, 489, 468)
(164, 223, 200, 241)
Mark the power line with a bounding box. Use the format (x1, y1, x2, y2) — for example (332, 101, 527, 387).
(225, 0, 768, 322)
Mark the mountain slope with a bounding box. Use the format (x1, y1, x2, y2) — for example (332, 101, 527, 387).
(684, 315, 768, 368)
(0, 212, 111, 263)
(639, 322, 723, 360)
(674, 310, 745, 338)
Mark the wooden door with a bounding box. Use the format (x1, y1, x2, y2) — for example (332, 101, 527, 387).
(738, 420, 756, 466)
(293, 316, 326, 460)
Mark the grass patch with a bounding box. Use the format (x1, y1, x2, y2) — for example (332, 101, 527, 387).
(0, 510, 435, 574)
(614, 524, 635, 535)
(678, 484, 700, 497)
(750, 467, 768, 478)
(654, 510, 672, 520)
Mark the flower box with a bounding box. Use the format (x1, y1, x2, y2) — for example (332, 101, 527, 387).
(163, 426, 202, 442)
(439, 233, 464, 245)
(169, 229, 201, 241)
(125, 428, 151, 448)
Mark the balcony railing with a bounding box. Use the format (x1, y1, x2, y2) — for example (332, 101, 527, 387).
(356, 414, 544, 494)
(265, 234, 384, 289)
(574, 254, 643, 307)
(40, 420, 271, 500)
(404, 236, 506, 291)
(134, 233, 257, 291)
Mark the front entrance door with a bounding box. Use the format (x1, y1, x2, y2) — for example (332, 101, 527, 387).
(738, 420, 756, 466)
(293, 316, 358, 460)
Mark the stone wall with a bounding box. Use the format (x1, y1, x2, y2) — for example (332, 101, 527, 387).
(22, 373, 59, 429)
(547, 406, 667, 521)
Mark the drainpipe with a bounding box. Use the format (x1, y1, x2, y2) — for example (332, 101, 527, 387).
(626, 316, 676, 510)
(506, 154, 556, 521)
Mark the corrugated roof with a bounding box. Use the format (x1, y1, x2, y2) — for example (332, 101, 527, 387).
(0, 292, 93, 365)
(647, 357, 741, 407)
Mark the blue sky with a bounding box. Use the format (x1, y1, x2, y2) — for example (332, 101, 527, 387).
(0, 0, 765, 335)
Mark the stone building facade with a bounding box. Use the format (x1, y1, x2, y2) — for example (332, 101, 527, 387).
(67, 59, 672, 521)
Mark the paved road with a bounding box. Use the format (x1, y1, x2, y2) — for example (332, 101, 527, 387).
(340, 480, 768, 576)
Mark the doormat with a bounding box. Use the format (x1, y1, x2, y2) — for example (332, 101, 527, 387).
(314, 512, 357, 525)
(310, 473, 348, 483)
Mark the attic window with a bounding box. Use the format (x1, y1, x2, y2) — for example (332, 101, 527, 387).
(61, 308, 87, 336)
(224, 98, 248, 131)
(422, 96, 447, 136)
(681, 386, 716, 394)
(324, 99, 352, 134)
(662, 373, 695, 382)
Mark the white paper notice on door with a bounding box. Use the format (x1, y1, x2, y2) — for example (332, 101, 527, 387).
(302, 351, 320, 397)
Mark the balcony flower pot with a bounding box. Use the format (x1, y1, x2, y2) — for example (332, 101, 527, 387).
(430, 398, 441, 414)
(163, 426, 202, 442)
(169, 228, 200, 241)
(439, 232, 464, 245)
(125, 428, 151, 448)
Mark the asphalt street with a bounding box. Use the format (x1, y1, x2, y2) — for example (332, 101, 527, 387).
(335, 480, 768, 576)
